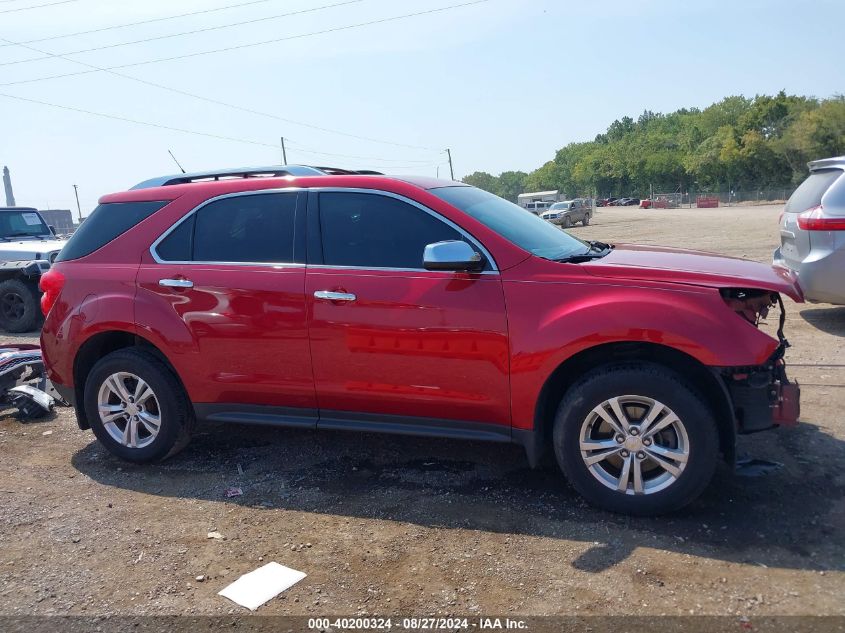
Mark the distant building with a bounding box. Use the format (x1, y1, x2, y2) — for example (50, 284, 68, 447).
(38, 209, 75, 235)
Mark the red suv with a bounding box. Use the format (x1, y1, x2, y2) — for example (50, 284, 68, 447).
(40, 166, 802, 515)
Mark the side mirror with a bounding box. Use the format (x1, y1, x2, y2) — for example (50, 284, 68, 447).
(48, 225, 56, 235)
(423, 240, 484, 272)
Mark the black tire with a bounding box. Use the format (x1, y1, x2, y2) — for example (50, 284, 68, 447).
(84, 348, 194, 463)
(563, 216, 573, 228)
(0, 278, 41, 333)
(582, 214, 591, 226)
(553, 363, 718, 515)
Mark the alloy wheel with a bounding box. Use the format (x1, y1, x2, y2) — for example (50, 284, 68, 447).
(96, 372, 162, 449)
(579, 395, 689, 495)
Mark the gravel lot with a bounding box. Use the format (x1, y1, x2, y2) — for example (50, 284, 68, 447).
(1, 203, 843, 618)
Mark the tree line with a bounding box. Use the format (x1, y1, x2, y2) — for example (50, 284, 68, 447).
(463, 92, 845, 201)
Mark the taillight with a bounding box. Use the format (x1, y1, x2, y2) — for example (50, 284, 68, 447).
(39, 268, 65, 316)
(797, 206, 845, 230)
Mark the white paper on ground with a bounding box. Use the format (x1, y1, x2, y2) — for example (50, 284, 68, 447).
(218, 562, 306, 610)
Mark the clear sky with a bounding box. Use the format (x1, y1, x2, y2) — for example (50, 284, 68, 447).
(0, 0, 842, 214)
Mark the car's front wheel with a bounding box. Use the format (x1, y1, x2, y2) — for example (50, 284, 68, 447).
(553, 363, 718, 515)
(84, 348, 194, 463)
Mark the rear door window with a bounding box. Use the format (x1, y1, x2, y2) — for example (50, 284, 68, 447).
(155, 192, 299, 264)
(56, 200, 168, 262)
(786, 169, 843, 213)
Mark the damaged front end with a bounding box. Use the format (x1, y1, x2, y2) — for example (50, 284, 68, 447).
(719, 289, 800, 433)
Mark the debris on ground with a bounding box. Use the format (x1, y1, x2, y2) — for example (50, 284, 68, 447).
(224, 487, 243, 498)
(218, 562, 306, 611)
(735, 457, 784, 477)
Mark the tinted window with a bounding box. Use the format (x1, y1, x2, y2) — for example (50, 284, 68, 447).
(56, 201, 168, 262)
(319, 192, 462, 269)
(431, 186, 588, 261)
(155, 215, 194, 261)
(192, 193, 297, 263)
(786, 169, 842, 213)
(0, 209, 51, 239)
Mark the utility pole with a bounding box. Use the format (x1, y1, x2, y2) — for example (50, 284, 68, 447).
(446, 148, 454, 180)
(72, 184, 82, 222)
(281, 137, 288, 165)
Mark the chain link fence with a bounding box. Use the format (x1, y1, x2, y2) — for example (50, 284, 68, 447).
(594, 186, 797, 208)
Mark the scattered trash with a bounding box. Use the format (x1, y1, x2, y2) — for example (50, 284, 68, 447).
(195, 575, 205, 582)
(218, 562, 306, 611)
(735, 457, 783, 477)
(41, 430, 52, 436)
(207, 531, 225, 540)
(225, 487, 243, 498)
(0, 345, 68, 419)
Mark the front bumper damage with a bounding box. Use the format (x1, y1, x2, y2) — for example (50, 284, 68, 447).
(721, 296, 800, 433)
(724, 356, 800, 433)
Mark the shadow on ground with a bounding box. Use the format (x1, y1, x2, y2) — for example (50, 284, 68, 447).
(72, 416, 844, 575)
(800, 307, 845, 338)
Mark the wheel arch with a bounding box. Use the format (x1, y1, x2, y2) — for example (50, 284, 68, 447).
(72, 330, 185, 429)
(525, 341, 735, 468)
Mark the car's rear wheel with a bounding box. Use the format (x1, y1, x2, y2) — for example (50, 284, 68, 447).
(0, 278, 40, 333)
(553, 363, 718, 515)
(84, 348, 194, 463)
(583, 214, 591, 226)
(563, 216, 573, 228)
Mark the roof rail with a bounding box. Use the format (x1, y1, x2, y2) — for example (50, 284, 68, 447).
(130, 165, 384, 190)
(808, 156, 845, 171)
(311, 166, 384, 176)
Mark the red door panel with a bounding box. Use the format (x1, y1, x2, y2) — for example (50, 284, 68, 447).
(136, 264, 315, 408)
(306, 268, 510, 426)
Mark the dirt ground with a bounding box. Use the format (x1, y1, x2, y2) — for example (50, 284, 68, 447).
(1, 203, 843, 619)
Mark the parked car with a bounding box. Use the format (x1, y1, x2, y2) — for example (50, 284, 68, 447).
(0, 207, 67, 332)
(612, 197, 641, 207)
(773, 156, 845, 304)
(40, 165, 801, 515)
(596, 197, 617, 207)
(541, 200, 592, 227)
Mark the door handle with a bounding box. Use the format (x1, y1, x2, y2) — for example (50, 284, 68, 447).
(314, 290, 356, 302)
(159, 278, 194, 288)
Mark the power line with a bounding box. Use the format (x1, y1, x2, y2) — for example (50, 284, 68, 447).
(0, 92, 448, 169)
(0, 91, 279, 148)
(0, 0, 78, 13)
(0, 3, 485, 154)
(0, 0, 285, 47)
(0, 0, 365, 66)
(0, 0, 491, 84)
(1, 33, 444, 159)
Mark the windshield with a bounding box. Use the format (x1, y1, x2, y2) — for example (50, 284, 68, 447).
(550, 202, 571, 210)
(0, 210, 52, 239)
(431, 186, 589, 260)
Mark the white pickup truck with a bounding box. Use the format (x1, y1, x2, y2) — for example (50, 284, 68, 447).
(0, 207, 67, 332)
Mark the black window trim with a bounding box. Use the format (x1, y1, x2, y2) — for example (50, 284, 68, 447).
(309, 187, 499, 273)
(149, 189, 306, 267)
